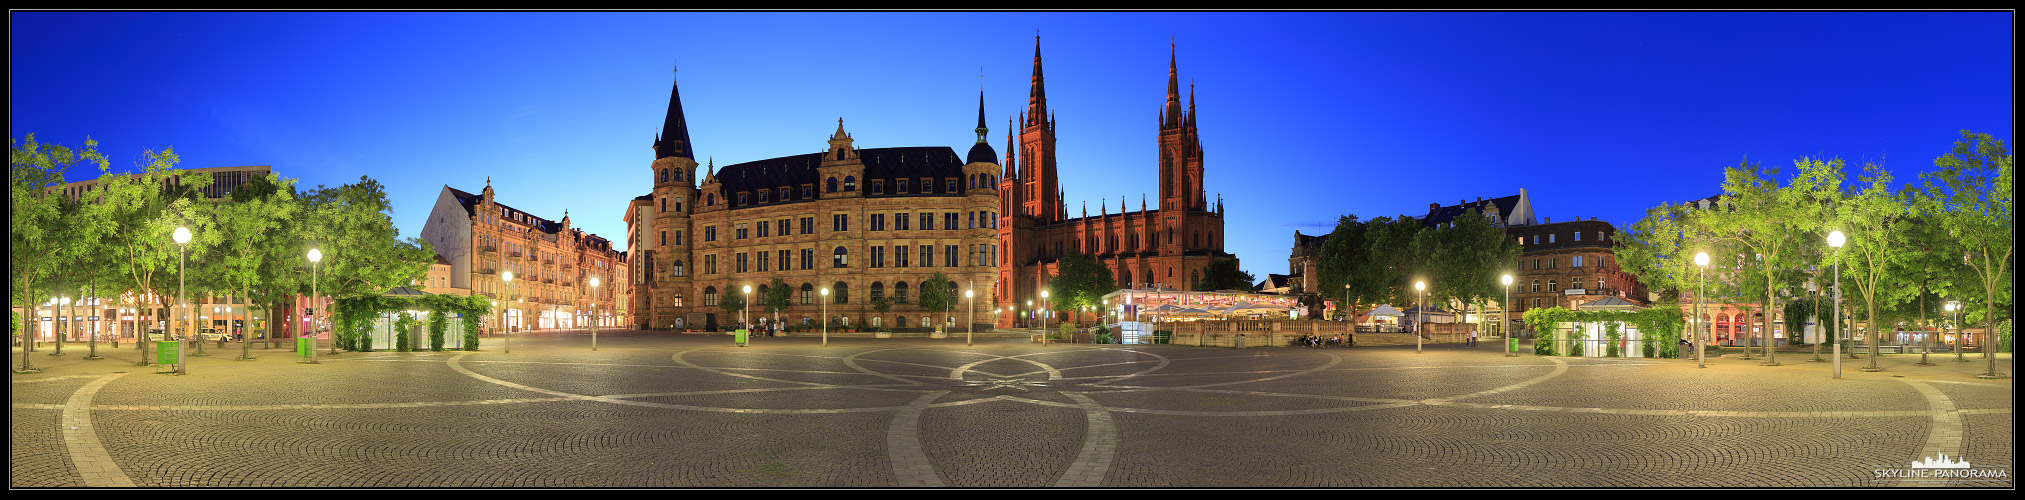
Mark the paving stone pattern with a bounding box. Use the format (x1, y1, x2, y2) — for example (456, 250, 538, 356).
(9, 332, 2014, 488)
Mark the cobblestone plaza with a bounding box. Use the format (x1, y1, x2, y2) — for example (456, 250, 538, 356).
(10, 332, 2013, 488)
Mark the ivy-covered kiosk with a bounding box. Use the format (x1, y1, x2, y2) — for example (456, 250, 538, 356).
(1523, 302, 1685, 359)
(332, 288, 492, 353)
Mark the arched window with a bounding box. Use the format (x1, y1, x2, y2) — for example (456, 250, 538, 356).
(674, 168, 684, 181)
(844, 176, 857, 191)
(1531, 280, 1540, 293)
(827, 177, 839, 192)
(1190, 269, 1200, 289)
(871, 281, 885, 302)
(707, 193, 716, 206)
(672, 260, 685, 277)
(920, 315, 931, 328)
(757, 284, 769, 300)
(833, 282, 849, 304)
(895, 281, 909, 304)
(1547, 280, 1559, 292)
(833, 246, 849, 267)
(871, 316, 882, 327)
(704, 286, 719, 306)
(1123, 270, 1133, 286)
(835, 148, 845, 161)
(800, 283, 815, 305)
(896, 316, 907, 328)
(660, 169, 668, 183)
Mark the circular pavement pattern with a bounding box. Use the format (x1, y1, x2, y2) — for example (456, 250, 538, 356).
(9, 331, 2014, 487)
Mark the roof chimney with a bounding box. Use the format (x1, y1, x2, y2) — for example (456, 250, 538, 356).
(1544, 217, 1552, 224)
(1430, 202, 1441, 212)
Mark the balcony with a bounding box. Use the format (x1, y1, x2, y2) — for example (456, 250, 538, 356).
(479, 245, 497, 253)
(477, 268, 496, 276)
(507, 251, 522, 258)
(544, 258, 555, 266)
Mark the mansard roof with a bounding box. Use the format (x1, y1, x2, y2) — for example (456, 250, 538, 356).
(713, 146, 967, 205)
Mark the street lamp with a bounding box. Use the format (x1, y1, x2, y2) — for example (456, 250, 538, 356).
(966, 287, 975, 347)
(821, 287, 830, 347)
(173, 226, 192, 374)
(1502, 274, 1515, 357)
(1694, 251, 1710, 369)
(502, 271, 514, 354)
(1948, 300, 1964, 363)
(306, 249, 322, 364)
(1826, 230, 1843, 378)
(1413, 280, 1425, 354)
(1040, 290, 1050, 346)
(741, 285, 752, 347)
(589, 276, 600, 351)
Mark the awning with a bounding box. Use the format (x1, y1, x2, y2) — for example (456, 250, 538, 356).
(1365, 305, 1404, 317)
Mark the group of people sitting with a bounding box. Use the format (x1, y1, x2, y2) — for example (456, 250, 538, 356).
(1299, 334, 1348, 347)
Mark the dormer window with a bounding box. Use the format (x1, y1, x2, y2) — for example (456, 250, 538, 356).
(872, 181, 884, 194)
(758, 191, 768, 203)
(897, 180, 908, 194)
(947, 179, 957, 192)
(779, 187, 790, 200)
(737, 192, 748, 205)
(803, 185, 813, 198)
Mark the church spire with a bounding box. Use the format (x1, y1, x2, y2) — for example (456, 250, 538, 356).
(1164, 42, 1182, 130)
(654, 66, 696, 159)
(1027, 34, 1048, 128)
(1004, 117, 1018, 178)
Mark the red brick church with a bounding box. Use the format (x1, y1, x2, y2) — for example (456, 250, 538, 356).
(996, 38, 1238, 326)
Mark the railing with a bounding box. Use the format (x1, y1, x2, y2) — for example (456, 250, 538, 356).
(507, 251, 522, 258)
(476, 268, 495, 275)
(479, 245, 497, 253)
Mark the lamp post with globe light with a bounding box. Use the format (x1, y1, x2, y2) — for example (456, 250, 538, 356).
(1948, 300, 1964, 363)
(1827, 230, 1844, 378)
(1502, 274, 1515, 357)
(306, 249, 322, 364)
(173, 227, 192, 374)
(1695, 251, 1710, 369)
(966, 287, 975, 347)
(502, 271, 514, 354)
(740, 285, 751, 347)
(589, 276, 600, 351)
(1040, 290, 1050, 346)
(1414, 280, 1425, 354)
(821, 287, 830, 346)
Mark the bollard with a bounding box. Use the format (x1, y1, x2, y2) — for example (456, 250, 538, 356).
(1832, 342, 1842, 379)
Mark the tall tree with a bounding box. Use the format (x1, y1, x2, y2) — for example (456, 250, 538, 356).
(1359, 215, 1425, 308)
(1700, 158, 1824, 363)
(11, 134, 107, 372)
(1833, 161, 1917, 371)
(1921, 131, 2012, 377)
(1618, 200, 1716, 345)
(919, 272, 957, 328)
(295, 176, 434, 346)
(213, 172, 298, 359)
(1415, 209, 1522, 334)
(1047, 249, 1115, 315)
(98, 147, 199, 365)
(762, 276, 794, 322)
(1314, 214, 1369, 317)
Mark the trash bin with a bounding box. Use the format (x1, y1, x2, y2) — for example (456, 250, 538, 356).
(1508, 337, 1518, 353)
(297, 337, 312, 358)
(734, 329, 748, 346)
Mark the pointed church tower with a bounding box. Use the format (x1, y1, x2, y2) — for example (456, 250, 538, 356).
(1020, 35, 1062, 224)
(648, 66, 699, 330)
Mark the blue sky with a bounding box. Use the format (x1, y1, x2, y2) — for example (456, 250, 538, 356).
(11, 12, 2013, 281)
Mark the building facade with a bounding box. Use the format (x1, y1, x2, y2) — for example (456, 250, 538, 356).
(420, 182, 629, 331)
(1506, 218, 1649, 325)
(629, 70, 1001, 331)
(995, 41, 1239, 327)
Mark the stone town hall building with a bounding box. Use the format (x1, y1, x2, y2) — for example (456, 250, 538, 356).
(628, 39, 1236, 330)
